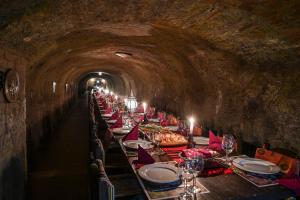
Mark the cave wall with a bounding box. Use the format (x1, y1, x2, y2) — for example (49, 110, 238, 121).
(0, 48, 26, 200)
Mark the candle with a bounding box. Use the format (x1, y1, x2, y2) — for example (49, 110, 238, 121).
(115, 95, 118, 100)
(142, 102, 147, 113)
(189, 117, 195, 135)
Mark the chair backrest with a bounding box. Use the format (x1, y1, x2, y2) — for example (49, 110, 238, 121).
(102, 129, 114, 151)
(255, 148, 300, 176)
(93, 139, 105, 165)
(90, 160, 115, 200)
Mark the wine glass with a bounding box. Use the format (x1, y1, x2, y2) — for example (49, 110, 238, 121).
(178, 161, 193, 200)
(186, 155, 205, 194)
(222, 134, 235, 164)
(153, 133, 164, 155)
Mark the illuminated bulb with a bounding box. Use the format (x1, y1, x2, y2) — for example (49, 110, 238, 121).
(104, 89, 109, 94)
(96, 80, 99, 83)
(115, 95, 118, 100)
(98, 72, 102, 76)
(110, 91, 113, 96)
(101, 79, 106, 83)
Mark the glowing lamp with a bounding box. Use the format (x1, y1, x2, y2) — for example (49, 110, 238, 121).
(126, 90, 138, 113)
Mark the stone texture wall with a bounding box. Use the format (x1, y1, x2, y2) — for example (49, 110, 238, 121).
(0, 48, 26, 200)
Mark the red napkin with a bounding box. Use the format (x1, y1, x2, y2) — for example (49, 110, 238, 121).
(122, 125, 139, 141)
(160, 120, 169, 127)
(157, 112, 166, 121)
(278, 176, 300, 196)
(110, 117, 122, 128)
(133, 145, 155, 169)
(110, 111, 119, 120)
(105, 107, 112, 114)
(209, 131, 222, 152)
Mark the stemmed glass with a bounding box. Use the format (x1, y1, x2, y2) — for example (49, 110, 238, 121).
(152, 132, 164, 155)
(178, 161, 193, 200)
(222, 134, 235, 164)
(186, 155, 205, 194)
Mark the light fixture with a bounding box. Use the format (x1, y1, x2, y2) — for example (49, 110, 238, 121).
(101, 79, 106, 83)
(52, 81, 56, 94)
(98, 72, 102, 76)
(110, 91, 114, 96)
(126, 90, 138, 113)
(115, 51, 132, 58)
(104, 88, 109, 94)
(115, 95, 118, 100)
(96, 80, 100, 84)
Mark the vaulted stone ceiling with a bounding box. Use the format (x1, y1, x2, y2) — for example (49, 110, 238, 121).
(1, 0, 300, 151)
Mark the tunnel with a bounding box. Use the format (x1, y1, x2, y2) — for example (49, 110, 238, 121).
(0, 1, 300, 200)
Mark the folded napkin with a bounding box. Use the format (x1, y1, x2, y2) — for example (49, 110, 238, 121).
(105, 107, 112, 114)
(110, 111, 119, 120)
(160, 120, 169, 127)
(110, 117, 122, 128)
(278, 176, 300, 196)
(122, 125, 139, 141)
(157, 112, 166, 121)
(209, 131, 222, 152)
(132, 145, 155, 168)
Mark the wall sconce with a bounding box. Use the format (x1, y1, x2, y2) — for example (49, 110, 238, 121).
(52, 81, 56, 94)
(65, 83, 68, 93)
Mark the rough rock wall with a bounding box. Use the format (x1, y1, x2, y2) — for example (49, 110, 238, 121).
(0, 48, 26, 200)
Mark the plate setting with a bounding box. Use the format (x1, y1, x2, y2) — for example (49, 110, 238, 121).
(232, 157, 281, 175)
(138, 163, 180, 184)
(112, 127, 130, 135)
(123, 140, 154, 150)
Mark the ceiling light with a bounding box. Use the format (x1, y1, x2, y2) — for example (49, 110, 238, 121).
(98, 72, 102, 76)
(115, 52, 132, 58)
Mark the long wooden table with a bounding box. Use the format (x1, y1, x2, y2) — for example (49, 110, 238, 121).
(112, 133, 296, 200)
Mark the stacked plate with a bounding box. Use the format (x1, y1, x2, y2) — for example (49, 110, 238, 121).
(163, 126, 178, 131)
(138, 163, 180, 184)
(106, 119, 117, 124)
(193, 136, 209, 145)
(232, 157, 281, 174)
(123, 140, 154, 150)
(112, 127, 130, 135)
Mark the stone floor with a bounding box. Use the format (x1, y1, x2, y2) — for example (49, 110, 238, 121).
(27, 97, 89, 200)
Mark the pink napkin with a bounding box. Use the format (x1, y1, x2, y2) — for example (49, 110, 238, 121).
(110, 111, 119, 120)
(105, 107, 112, 114)
(278, 177, 300, 196)
(209, 131, 222, 152)
(132, 145, 155, 165)
(160, 120, 169, 127)
(110, 117, 122, 128)
(122, 125, 139, 141)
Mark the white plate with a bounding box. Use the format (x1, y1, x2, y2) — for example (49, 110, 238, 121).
(138, 163, 179, 184)
(194, 136, 209, 145)
(102, 113, 113, 118)
(107, 119, 117, 124)
(232, 157, 281, 175)
(123, 140, 153, 150)
(112, 128, 130, 135)
(164, 126, 178, 131)
(148, 118, 160, 123)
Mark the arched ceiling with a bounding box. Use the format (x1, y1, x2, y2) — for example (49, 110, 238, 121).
(1, 0, 300, 151)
